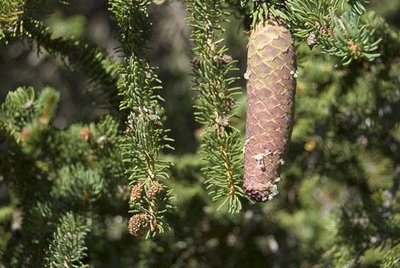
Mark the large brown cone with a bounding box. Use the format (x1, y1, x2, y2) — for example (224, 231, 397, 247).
(243, 21, 296, 202)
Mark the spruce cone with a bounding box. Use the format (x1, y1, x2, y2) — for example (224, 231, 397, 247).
(147, 181, 164, 199)
(130, 182, 144, 203)
(128, 213, 146, 237)
(243, 20, 296, 202)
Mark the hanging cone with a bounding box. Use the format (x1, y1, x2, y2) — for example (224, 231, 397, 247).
(243, 20, 296, 202)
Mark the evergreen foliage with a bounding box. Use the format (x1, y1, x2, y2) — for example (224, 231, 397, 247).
(187, 0, 244, 212)
(0, 0, 399, 267)
(109, 0, 174, 237)
(240, 0, 387, 65)
(23, 19, 119, 108)
(45, 212, 90, 268)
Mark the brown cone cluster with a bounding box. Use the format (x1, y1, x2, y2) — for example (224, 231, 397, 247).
(243, 20, 296, 202)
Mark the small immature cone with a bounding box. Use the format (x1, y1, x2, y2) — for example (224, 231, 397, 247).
(244, 20, 296, 202)
(128, 213, 146, 237)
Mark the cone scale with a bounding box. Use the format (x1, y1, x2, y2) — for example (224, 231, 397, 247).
(243, 20, 296, 202)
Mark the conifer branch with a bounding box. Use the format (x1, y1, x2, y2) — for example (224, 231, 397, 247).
(239, 0, 384, 65)
(283, 0, 381, 65)
(0, 0, 42, 42)
(0, 87, 108, 266)
(44, 212, 90, 268)
(109, 0, 174, 237)
(1, 0, 120, 108)
(0, 86, 59, 147)
(187, 0, 244, 212)
(22, 19, 120, 108)
(0, 0, 76, 43)
(1, 0, 118, 105)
